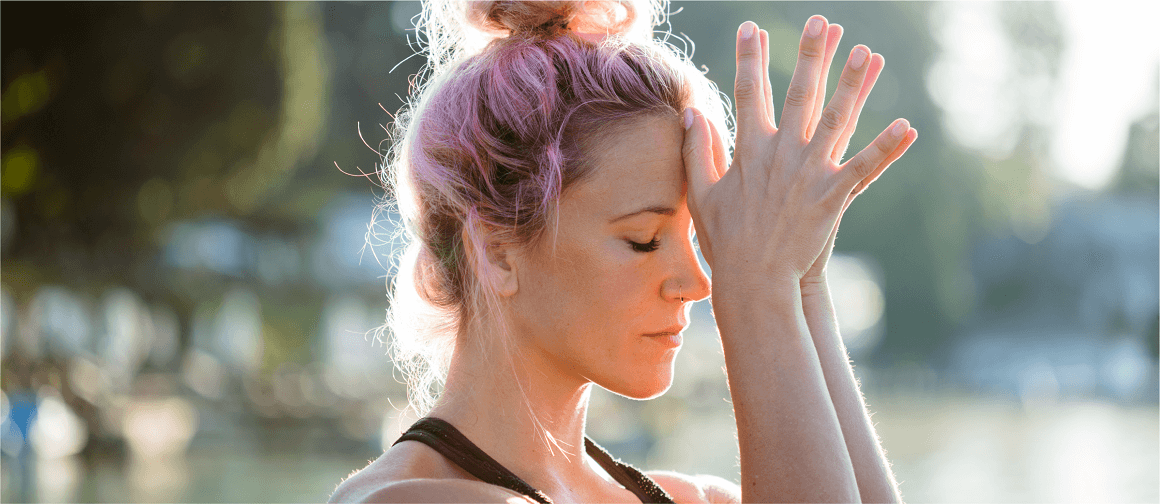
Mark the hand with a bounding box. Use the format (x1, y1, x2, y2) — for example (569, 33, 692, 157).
(682, 15, 917, 289)
(799, 22, 914, 289)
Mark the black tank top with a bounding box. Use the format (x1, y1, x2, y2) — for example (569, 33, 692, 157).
(394, 417, 676, 504)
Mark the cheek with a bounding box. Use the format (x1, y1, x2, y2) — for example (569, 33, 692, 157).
(579, 246, 659, 318)
(530, 244, 652, 324)
(556, 246, 629, 305)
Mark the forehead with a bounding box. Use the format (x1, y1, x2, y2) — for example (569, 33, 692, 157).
(563, 114, 686, 217)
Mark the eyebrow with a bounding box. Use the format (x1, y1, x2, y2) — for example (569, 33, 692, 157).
(608, 205, 676, 223)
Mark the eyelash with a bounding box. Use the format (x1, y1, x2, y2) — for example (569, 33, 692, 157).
(628, 238, 660, 253)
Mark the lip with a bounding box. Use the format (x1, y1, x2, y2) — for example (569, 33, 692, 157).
(642, 325, 686, 337)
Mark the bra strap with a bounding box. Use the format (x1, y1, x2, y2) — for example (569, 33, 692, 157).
(395, 417, 676, 504)
(394, 417, 553, 504)
(584, 437, 676, 504)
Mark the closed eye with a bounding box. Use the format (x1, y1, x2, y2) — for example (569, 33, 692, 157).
(628, 238, 660, 253)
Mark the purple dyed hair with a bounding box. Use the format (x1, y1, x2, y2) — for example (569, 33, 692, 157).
(378, 0, 731, 414)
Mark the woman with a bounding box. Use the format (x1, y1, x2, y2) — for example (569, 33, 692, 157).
(331, 0, 916, 502)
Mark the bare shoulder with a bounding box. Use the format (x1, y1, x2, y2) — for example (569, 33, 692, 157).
(339, 479, 534, 503)
(329, 440, 529, 503)
(646, 471, 742, 504)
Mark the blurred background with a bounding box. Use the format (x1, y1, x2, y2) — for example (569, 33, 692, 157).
(1, 2, 1156, 502)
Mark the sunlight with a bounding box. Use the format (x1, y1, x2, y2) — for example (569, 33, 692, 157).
(1050, 2, 1160, 191)
(928, 2, 1159, 191)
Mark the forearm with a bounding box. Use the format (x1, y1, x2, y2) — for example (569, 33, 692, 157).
(800, 277, 901, 503)
(712, 277, 859, 503)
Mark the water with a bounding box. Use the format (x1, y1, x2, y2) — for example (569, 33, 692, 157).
(2, 393, 1156, 502)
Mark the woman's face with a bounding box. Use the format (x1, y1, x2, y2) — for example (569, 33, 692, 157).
(506, 113, 712, 399)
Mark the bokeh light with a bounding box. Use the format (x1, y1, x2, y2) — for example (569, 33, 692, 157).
(0, 2, 1155, 503)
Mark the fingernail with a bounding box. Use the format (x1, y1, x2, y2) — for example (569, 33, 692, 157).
(849, 47, 867, 70)
(808, 18, 823, 37)
(740, 21, 756, 40)
(683, 108, 694, 129)
(892, 119, 909, 137)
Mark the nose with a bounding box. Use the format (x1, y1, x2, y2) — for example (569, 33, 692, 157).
(661, 237, 711, 303)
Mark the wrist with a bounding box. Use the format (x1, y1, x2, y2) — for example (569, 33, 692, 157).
(799, 273, 831, 299)
(711, 270, 802, 308)
(711, 273, 811, 348)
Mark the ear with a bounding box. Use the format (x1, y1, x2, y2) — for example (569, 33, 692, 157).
(485, 242, 520, 297)
(466, 227, 520, 298)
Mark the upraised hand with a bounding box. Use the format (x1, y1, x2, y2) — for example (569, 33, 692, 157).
(682, 15, 917, 289)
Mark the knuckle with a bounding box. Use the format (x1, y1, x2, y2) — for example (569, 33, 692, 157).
(734, 77, 760, 100)
(682, 137, 699, 159)
(784, 83, 811, 108)
(839, 70, 863, 91)
(737, 45, 762, 62)
(819, 107, 847, 132)
(798, 42, 824, 62)
(849, 160, 867, 180)
(851, 157, 874, 178)
(874, 137, 895, 155)
(681, 143, 696, 159)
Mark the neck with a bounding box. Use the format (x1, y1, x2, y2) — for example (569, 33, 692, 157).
(429, 323, 602, 494)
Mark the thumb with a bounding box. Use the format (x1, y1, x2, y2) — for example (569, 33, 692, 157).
(681, 107, 719, 204)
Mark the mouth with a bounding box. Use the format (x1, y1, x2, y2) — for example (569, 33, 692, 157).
(642, 325, 686, 338)
(642, 329, 683, 348)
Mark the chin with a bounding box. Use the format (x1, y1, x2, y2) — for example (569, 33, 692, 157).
(601, 364, 676, 400)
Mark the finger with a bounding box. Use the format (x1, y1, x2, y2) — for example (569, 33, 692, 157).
(849, 127, 916, 197)
(807, 24, 844, 140)
(779, 15, 830, 138)
(759, 29, 776, 128)
(735, 21, 771, 145)
(832, 53, 884, 163)
(682, 107, 720, 204)
(706, 114, 729, 180)
(838, 118, 910, 193)
(811, 44, 872, 152)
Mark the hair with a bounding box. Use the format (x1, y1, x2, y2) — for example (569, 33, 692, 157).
(375, 0, 731, 415)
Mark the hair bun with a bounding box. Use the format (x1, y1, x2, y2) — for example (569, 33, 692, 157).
(467, 0, 645, 39)
(417, 0, 661, 76)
